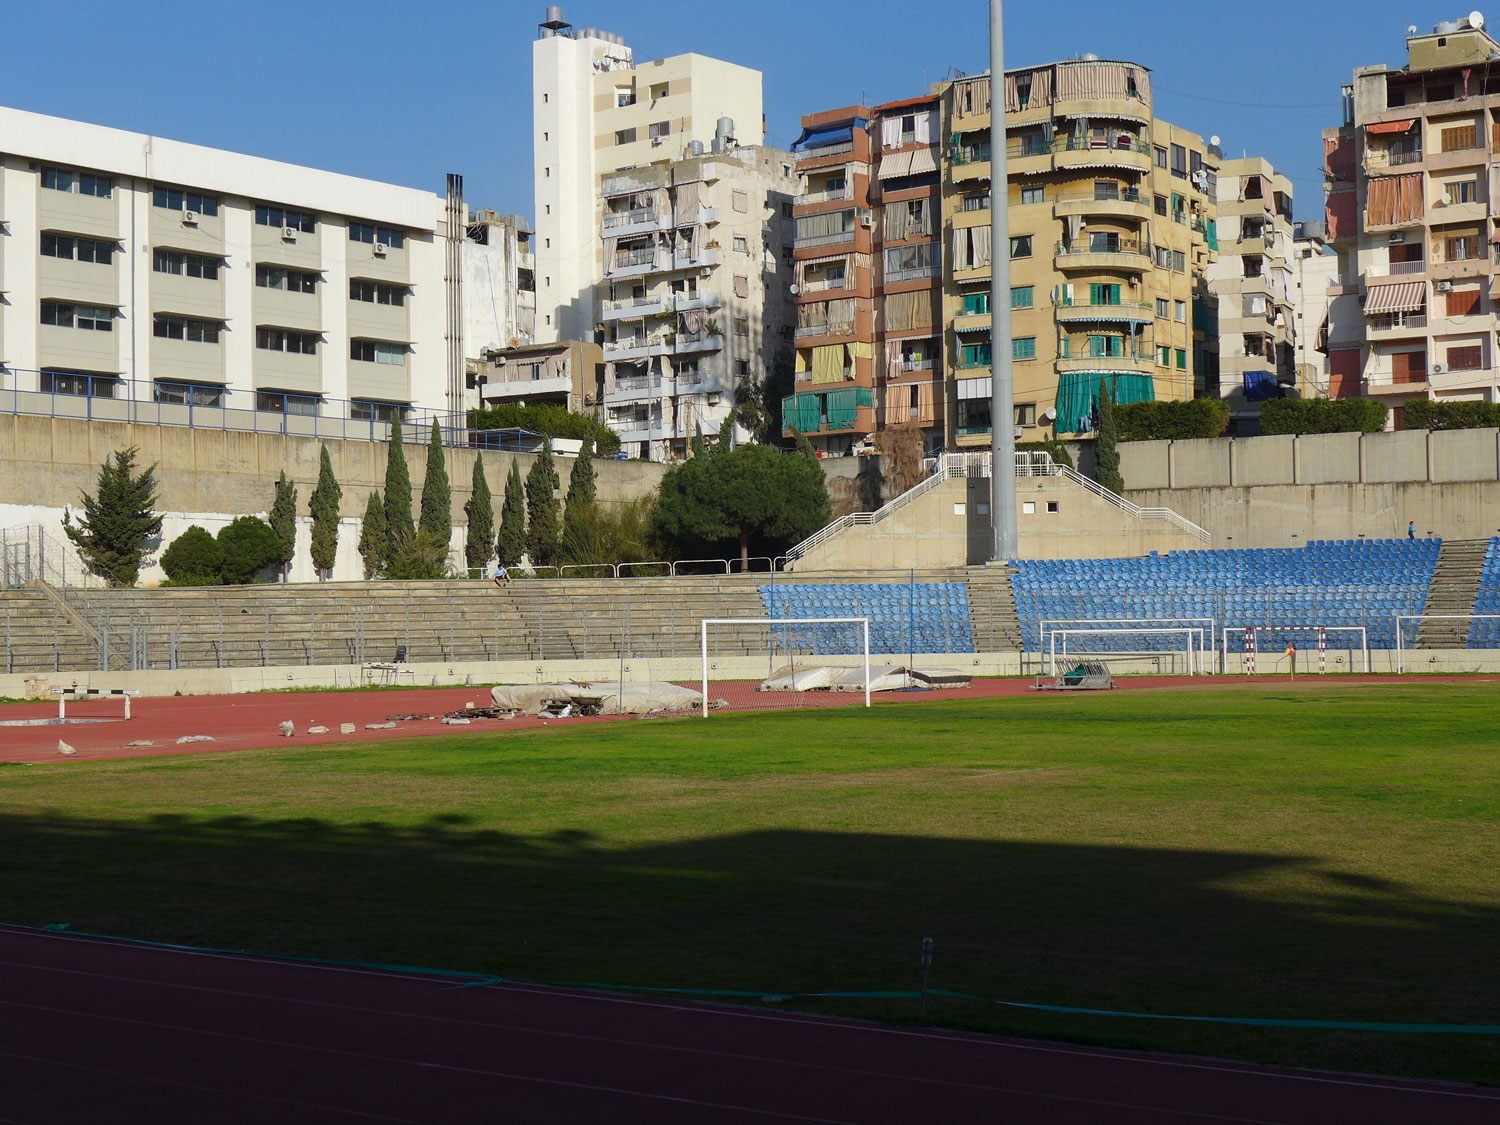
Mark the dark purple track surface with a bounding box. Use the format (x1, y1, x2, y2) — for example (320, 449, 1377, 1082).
(0, 927, 1494, 1123)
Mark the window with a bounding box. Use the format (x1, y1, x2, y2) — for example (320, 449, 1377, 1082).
(349, 279, 407, 305)
(1172, 250, 1186, 272)
(736, 360, 750, 376)
(41, 370, 117, 397)
(1174, 299, 1187, 322)
(1014, 402, 1036, 427)
(962, 192, 990, 211)
(1089, 283, 1120, 307)
(1009, 235, 1032, 258)
(1441, 124, 1477, 151)
(256, 264, 317, 292)
(964, 292, 989, 315)
(1445, 179, 1477, 204)
(152, 187, 219, 216)
(616, 86, 635, 108)
(1013, 337, 1036, 360)
(1176, 348, 1187, 370)
(256, 327, 318, 354)
(961, 342, 991, 367)
(1448, 344, 1483, 370)
(650, 82, 669, 100)
(154, 381, 223, 407)
(1010, 286, 1033, 309)
(153, 314, 221, 343)
(1089, 232, 1120, 253)
(1170, 143, 1187, 178)
(40, 301, 113, 331)
(155, 249, 220, 280)
(41, 167, 112, 198)
(1446, 233, 1479, 261)
(733, 274, 750, 298)
(732, 190, 749, 212)
(255, 205, 317, 233)
(615, 128, 637, 145)
(649, 120, 671, 140)
(1156, 298, 1170, 319)
(733, 235, 749, 254)
(1020, 185, 1045, 205)
(348, 222, 406, 249)
(781, 201, 793, 217)
(1155, 194, 1168, 217)
(1153, 146, 1168, 169)
(1446, 288, 1481, 316)
(1158, 345, 1171, 366)
(350, 339, 408, 365)
(1088, 335, 1122, 357)
(734, 316, 749, 337)
(42, 233, 116, 264)
(257, 391, 320, 416)
(351, 400, 409, 422)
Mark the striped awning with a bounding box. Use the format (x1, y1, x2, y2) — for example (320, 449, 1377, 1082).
(1364, 281, 1425, 314)
(878, 152, 913, 179)
(906, 147, 938, 176)
(954, 320, 991, 334)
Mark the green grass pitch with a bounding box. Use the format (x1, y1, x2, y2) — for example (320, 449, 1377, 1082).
(3, 683, 1498, 1084)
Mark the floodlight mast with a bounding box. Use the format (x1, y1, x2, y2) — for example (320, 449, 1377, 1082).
(989, 0, 1018, 562)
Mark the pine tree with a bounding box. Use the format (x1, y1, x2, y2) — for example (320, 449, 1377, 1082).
(497, 459, 526, 567)
(358, 491, 386, 580)
(308, 445, 342, 579)
(62, 447, 163, 587)
(1094, 377, 1125, 494)
(464, 455, 495, 574)
(524, 441, 561, 567)
(268, 471, 298, 581)
(418, 418, 452, 558)
(793, 427, 818, 461)
(383, 415, 414, 564)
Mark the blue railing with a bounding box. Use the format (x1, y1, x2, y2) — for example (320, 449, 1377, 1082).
(0, 368, 544, 451)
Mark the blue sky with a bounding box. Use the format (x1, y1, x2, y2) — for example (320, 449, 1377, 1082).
(0, 1, 1452, 221)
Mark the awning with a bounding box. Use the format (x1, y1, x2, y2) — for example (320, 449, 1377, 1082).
(1489, 228, 1500, 244)
(791, 120, 866, 150)
(878, 152, 913, 179)
(954, 320, 991, 334)
(1365, 119, 1416, 136)
(907, 147, 938, 175)
(1364, 280, 1425, 314)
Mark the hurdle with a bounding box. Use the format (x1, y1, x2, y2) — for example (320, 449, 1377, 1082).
(50, 687, 139, 721)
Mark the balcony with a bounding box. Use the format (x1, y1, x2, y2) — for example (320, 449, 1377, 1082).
(1053, 136, 1151, 173)
(1053, 186, 1151, 222)
(674, 331, 723, 355)
(1426, 141, 1487, 172)
(608, 375, 665, 404)
(951, 146, 991, 183)
(609, 248, 658, 279)
(1365, 372, 1428, 395)
(952, 311, 991, 333)
(799, 228, 858, 250)
(795, 185, 854, 207)
(602, 335, 673, 362)
(1367, 311, 1428, 339)
(1054, 300, 1154, 324)
(602, 208, 663, 238)
(1429, 199, 1486, 225)
(1056, 354, 1156, 376)
(1428, 252, 1487, 282)
(674, 290, 721, 313)
(884, 263, 940, 283)
(1053, 241, 1150, 272)
(602, 293, 672, 321)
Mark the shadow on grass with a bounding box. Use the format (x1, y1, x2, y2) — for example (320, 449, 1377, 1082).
(3, 811, 1496, 1084)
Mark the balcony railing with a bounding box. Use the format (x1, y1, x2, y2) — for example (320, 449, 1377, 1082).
(799, 229, 857, 249)
(799, 140, 854, 158)
(796, 186, 853, 206)
(795, 323, 832, 338)
(800, 276, 851, 293)
(1386, 259, 1426, 275)
(1055, 240, 1149, 258)
(613, 249, 656, 269)
(891, 356, 936, 373)
(1368, 312, 1427, 331)
(1058, 136, 1151, 156)
(884, 263, 940, 282)
(954, 146, 991, 166)
(603, 208, 657, 230)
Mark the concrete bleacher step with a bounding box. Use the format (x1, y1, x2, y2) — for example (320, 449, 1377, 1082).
(1415, 539, 1492, 649)
(0, 588, 100, 673)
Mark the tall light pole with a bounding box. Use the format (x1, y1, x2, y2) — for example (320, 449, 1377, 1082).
(988, 0, 1018, 561)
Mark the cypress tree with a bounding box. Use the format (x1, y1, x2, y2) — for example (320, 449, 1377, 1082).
(308, 445, 342, 579)
(358, 491, 386, 580)
(497, 459, 526, 567)
(1094, 377, 1125, 494)
(383, 415, 414, 563)
(691, 422, 706, 459)
(268, 470, 298, 581)
(524, 441, 561, 568)
(418, 418, 452, 574)
(564, 432, 597, 512)
(62, 447, 163, 588)
(464, 455, 495, 574)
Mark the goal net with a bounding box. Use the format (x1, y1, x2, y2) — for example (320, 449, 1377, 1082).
(1045, 626, 1208, 677)
(700, 617, 871, 716)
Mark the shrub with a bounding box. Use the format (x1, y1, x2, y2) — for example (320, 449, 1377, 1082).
(469, 404, 621, 456)
(1115, 399, 1230, 442)
(1015, 440, 1074, 469)
(62, 447, 162, 587)
(1259, 397, 1388, 435)
(1402, 399, 1500, 431)
(216, 517, 285, 584)
(160, 526, 224, 585)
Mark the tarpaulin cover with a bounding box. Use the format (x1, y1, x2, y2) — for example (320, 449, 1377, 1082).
(490, 682, 707, 715)
(1243, 370, 1279, 402)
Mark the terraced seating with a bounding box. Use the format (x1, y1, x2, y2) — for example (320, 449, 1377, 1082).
(1012, 539, 1441, 652)
(758, 581, 975, 654)
(1468, 539, 1500, 648)
(0, 588, 99, 673)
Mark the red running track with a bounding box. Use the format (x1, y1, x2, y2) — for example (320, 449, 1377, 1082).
(0, 926, 1494, 1124)
(2, 675, 1496, 764)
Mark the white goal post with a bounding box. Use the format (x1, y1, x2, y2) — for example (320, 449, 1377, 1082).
(1039, 617, 1217, 658)
(1224, 626, 1370, 675)
(1394, 614, 1500, 673)
(700, 617, 871, 717)
(1047, 627, 1206, 677)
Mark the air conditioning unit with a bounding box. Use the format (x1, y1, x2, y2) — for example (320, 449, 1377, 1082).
(859, 216, 873, 228)
(651, 136, 663, 147)
(707, 393, 721, 405)
(700, 268, 712, 278)
(373, 242, 389, 257)
(282, 225, 298, 241)
(1435, 280, 1453, 292)
(1432, 363, 1446, 374)
(181, 209, 199, 225)
(1388, 232, 1405, 244)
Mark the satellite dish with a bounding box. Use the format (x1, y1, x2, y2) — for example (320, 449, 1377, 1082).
(788, 283, 800, 295)
(1210, 135, 1221, 147)
(1470, 10, 1485, 29)
(1042, 407, 1057, 422)
(1408, 23, 1418, 34)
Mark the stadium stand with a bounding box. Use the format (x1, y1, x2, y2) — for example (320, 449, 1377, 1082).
(757, 582, 976, 654)
(1011, 539, 1441, 652)
(1468, 538, 1500, 649)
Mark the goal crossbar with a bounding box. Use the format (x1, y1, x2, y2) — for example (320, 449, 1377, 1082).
(1394, 613, 1500, 673)
(700, 617, 872, 716)
(1048, 627, 1206, 677)
(1223, 625, 1370, 675)
(1039, 617, 1216, 656)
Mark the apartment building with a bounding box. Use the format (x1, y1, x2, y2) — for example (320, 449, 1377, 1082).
(532, 7, 763, 346)
(1207, 158, 1296, 427)
(938, 60, 1219, 448)
(463, 211, 536, 359)
(469, 338, 601, 415)
(1323, 15, 1500, 420)
(1290, 220, 1340, 398)
(0, 105, 456, 426)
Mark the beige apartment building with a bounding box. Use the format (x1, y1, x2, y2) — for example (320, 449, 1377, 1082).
(938, 60, 1219, 448)
(1323, 16, 1500, 419)
(1207, 158, 1296, 428)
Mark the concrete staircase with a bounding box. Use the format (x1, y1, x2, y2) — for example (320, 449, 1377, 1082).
(1414, 539, 1491, 649)
(0, 587, 100, 673)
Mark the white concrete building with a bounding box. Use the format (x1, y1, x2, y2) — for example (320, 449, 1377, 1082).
(531, 6, 766, 347)
(1289, 221, 1339, 398)
(0, 104, 459, 430)
(461, 209, 537, 409)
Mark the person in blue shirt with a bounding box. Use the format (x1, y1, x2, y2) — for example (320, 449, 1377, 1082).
(492, 564, 512, 587)
(1407, 521, 1415, 540)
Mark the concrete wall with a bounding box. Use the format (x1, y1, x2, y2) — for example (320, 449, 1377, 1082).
(0, 414, 664, 583)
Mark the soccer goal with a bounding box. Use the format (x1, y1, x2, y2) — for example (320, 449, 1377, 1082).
(1047, 627, 1207, 677)
(700, 617, 871, 717)
(1224, 626, 1370, 675)
(1394, 614, 1500, 673)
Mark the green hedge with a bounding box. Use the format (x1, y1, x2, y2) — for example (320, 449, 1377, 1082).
(469, 404, 620, 456)
(1114, 399, 1230, 441)
(1015, 440, 1074, 469)
(1402, 399, 1500, 431)
(1258, 397, 1388, 435)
